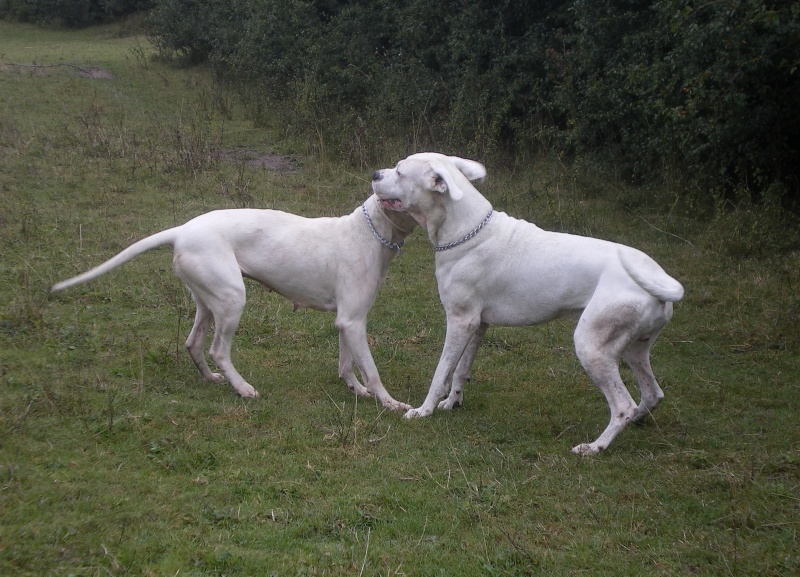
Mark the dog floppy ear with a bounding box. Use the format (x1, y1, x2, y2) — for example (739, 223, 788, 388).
(427, 169, 450, 195)
(425, 162, 464, 200)
(427, 157, 485, 201)
(449, 156, 487, 184)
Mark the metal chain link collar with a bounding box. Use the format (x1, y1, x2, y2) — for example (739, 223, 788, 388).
(362, 203, 405, 252)
(434, 209, 493, 252)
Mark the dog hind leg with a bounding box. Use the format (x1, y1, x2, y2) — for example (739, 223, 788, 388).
(185, 297, 224, 383)
(571, 314, 638, 456)
(206, 284, 259, 398)
(623, 329, 666, 423)
(176, 255, 258, 398)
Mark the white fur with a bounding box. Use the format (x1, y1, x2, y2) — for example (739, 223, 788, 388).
(372, 153, 684, 454)
(52, 195, 416, 410)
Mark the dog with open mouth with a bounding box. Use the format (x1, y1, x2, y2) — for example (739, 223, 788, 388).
(372, 152, 684, 455)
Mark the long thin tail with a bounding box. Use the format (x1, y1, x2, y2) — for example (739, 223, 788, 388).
(619, 248, 684, 302)
(51, 227, 180, 292)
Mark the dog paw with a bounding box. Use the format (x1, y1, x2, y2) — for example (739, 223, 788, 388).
(571, 443, 603, 457)
(348, 383, 372, 397)
(437, 398, 462, 410)
(384, 399, 412, 412)
(236, 385, 260, 399)
(403, 407, 432, 420)
(207, 373, 225, 383)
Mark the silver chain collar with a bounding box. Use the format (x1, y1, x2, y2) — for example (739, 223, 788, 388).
(362, 203, 405, 252)
(434, 209, 493, 252)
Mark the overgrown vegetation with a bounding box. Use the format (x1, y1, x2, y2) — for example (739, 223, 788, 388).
(0, 0, 152, 27)
(144, 1, 799, 224)
(1, 23, 798, 575)
(4, 1, 799, 253)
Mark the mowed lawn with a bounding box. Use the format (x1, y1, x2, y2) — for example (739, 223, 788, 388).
(1, 21, 798, 576)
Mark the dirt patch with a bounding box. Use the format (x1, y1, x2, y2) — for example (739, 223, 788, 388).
(214, 146, 300, 174)
(0, 62, 114, 79)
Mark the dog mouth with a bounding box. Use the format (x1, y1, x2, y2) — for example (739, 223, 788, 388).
(380, 198, 404, 211)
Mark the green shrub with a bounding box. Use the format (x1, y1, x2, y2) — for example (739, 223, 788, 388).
(0, 0, 152, 26)
(555, 0, 800, 212)
(140, 0, 800, 237)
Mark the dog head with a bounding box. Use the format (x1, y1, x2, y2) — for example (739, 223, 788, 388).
(371, 153, 486, 226)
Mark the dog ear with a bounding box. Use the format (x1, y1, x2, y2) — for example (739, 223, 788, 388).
(432, 173, 449, 194)
(428, 165, 465, 200)
(442, 173, 463, 200)
(449, 156, 487, 184)
(428, 158, 479, 200)
(425, 168, 451, 196)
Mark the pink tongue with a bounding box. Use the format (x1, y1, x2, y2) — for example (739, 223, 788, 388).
(381, 199, 402, 210)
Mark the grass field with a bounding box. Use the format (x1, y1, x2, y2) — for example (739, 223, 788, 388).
(1, 22, 798, 576)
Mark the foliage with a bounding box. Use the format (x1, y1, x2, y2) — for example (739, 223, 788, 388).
(7, 0, 799, 227)
(0, 0, 152, 26)
(559, 0, 800, 209)
(143, 0, 800, 232)
(146, 0, 569, 163)
(4, 0, 800, 222)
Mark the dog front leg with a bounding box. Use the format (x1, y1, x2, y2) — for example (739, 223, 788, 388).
(405, 316, 481, 419)
(438, 322, 487, 410)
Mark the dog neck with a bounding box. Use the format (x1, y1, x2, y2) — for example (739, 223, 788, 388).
(433, 209, 493, 251)
(362, 195, 416, 250)
(428, 192, 493, 251)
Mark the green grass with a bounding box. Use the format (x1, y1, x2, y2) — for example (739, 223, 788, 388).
(1, 21, 799, 576)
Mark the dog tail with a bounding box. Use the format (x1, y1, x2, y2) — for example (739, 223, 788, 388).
(620, 248, 684, 302)
(51, 228, 179, 292)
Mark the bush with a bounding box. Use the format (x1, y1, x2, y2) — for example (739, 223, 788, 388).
(554, 0, 800, 211)
(0, 0, 152, 26)
(144, 0, 800, 230)
(146, 0, 568, 162)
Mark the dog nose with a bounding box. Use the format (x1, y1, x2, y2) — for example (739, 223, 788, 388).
(371, 171, 383, 182)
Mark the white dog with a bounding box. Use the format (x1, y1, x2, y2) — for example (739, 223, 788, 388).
(52, 195, 417, 410)
(371, 153, 684, 455)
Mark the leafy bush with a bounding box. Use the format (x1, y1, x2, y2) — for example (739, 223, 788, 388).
(11, 0, 800, 224)
(553, 0, 800, 213)
(0, 0, 152, 26)
(146, 0, 568, 163)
